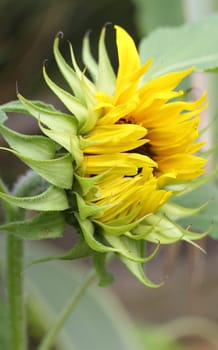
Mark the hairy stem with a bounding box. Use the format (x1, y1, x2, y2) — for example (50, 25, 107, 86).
(7, 235, 27, 350)
(4, 172, 42, 350)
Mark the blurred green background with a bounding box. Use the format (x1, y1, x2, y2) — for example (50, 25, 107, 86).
(1, 1, 218, 349)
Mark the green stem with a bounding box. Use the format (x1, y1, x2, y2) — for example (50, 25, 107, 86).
(38, 270, 96, 350)
(7, 234, 27, 350)
(3, 172, 42, 350)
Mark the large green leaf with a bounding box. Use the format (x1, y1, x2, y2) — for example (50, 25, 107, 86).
(174, 181, 218, 239)
(139, 13, 218, 78)
(137, 325, 185, 350)
(0, 238, 142, 350)
(132, 0, 184, 35)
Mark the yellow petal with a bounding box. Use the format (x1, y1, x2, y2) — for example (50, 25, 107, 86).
(81, 153, 156, 176)
(115, 25, 141, 82)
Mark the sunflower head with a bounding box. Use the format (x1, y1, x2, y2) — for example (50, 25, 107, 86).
(3, 24, 208, 286)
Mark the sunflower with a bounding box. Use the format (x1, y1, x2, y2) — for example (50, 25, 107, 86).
(14, 25, 207, 286)
(79, 26, 206, 226)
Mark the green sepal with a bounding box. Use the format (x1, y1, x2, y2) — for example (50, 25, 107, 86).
(124, 227, 154, 240)
(105, 234, 159, 263)
(77, 87, 99, 134)
(0, 147, 73, 189)
(0, 211, 66, 240)
(74, 173, 101, 196)
(1, 99, 56, 114)
(0, 185, 69, 211)
(82, 32, 98, 82)
(69, 41, 95, 88)
(43, 66, 88, 129)
(39, 123, 83, 165)
(175, 181, 218, 240)
(166, 171, 216, 197)
(119, 240, 163, 288)
(139, 214, 207, 245)
(75, 214, 120, 253)
(136, 214, 183, 244)
(93, 252, 114, 287)
(94, 216, 145, 236)
(100, 207, 143, 227)
(0, 123, 56, 160)
(53, 35, 84, 100)
(97, 26, 116, 95)
(159, 201, 208, 220)
(74, 170, 110, 197)
(74, 192, 106, 220)
(18, 94, 77, 134)
(26, 237, 92, 267)
(54, 34, 98, 136)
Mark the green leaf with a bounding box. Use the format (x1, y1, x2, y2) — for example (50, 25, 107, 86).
(0, 237, 143, 350)
(0, 123, 56, 160)
(175, 181, 218, 239)
(132, 0, 184, 35)
(0, 185, 69, 211)
(0, 211, 66, 240)
(137, 325, 185, 350)
(139, 14, 218, 78)
(24, 243, 141, 350)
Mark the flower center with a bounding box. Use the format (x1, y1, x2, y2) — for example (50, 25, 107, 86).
(116, 116, 155, 158)
(116, 116, 136, 124)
